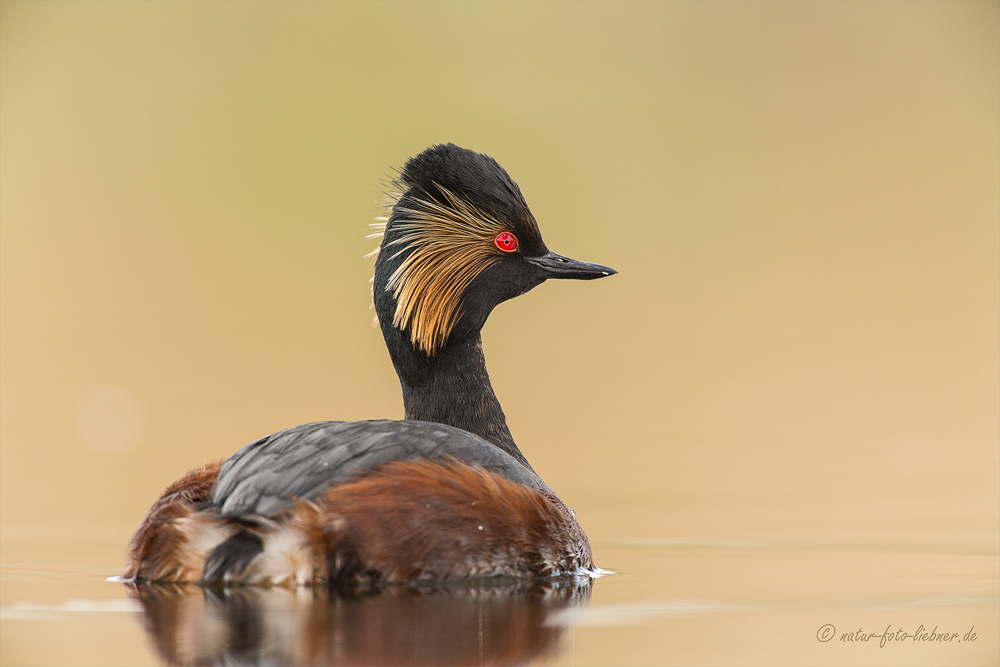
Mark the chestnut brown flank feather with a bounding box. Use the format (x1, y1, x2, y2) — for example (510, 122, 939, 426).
(125, 459, 591, 585)
(310, 459, 592, 583)
(124, 461, 222, 582)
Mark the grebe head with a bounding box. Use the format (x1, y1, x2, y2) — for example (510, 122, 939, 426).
(372, 143, 616, 357)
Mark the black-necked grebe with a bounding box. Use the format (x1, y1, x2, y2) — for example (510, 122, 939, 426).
(125, 144, 616, 586)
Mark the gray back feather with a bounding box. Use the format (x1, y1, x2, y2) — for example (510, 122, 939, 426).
(210, 420, 551, 517)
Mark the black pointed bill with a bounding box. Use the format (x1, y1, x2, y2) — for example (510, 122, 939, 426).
(526, 251, 617, 280)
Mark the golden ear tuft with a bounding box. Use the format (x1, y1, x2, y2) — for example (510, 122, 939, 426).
(366, 187, 400, 328)
(382, 184, 513, 355)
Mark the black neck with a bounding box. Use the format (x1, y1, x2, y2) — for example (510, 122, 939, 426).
(382, 326, 531, 469)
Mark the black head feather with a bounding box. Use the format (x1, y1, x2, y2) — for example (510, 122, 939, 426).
(395, 144, 546, 256)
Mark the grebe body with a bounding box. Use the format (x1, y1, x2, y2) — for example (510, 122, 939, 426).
(125, 144, 615, 586)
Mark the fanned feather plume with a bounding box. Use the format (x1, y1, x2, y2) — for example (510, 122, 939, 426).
(370, 183, 515, 355)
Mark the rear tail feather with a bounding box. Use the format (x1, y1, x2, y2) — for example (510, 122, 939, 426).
(202, 531, 265, 585)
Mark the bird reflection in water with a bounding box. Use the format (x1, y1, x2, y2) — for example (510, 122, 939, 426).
(126, 576, 592, 666)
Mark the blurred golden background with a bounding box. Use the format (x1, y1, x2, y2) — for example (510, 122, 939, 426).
(1, 2, 997, 665)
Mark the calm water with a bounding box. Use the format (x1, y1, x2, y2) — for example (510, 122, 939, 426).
(2, 2, 997, 665)
(2, 504, 996, 665)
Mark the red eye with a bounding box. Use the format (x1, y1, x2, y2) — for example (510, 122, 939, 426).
(494, 232, 518, 253)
